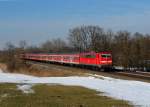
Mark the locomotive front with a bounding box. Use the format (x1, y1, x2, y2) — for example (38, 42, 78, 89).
(98, 52, 112, 69)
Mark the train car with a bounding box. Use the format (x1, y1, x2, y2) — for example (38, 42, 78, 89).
(21, 51, 112, 69)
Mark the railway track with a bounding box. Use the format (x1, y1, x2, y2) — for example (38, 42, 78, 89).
(116, 71, 150, 80)
(135, 71, 150, 76)
(25, 60, 150, 82)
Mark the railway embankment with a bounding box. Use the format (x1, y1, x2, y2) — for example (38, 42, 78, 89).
(1, 61, 150, 83)
(0, 62, 87, 77)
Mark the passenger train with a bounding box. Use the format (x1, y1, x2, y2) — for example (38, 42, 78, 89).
(21, 51, 112, 70)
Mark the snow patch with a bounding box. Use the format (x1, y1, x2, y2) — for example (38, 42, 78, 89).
(0, 69, 150, 107)
(17, 84, 34, 94)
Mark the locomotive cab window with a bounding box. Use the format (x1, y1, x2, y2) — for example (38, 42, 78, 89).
(101, 54, 111, 58)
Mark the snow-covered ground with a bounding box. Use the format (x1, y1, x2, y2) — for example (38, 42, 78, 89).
(0, 69, 150, 107)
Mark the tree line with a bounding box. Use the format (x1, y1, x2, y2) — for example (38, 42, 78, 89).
(68, 26, 150, 70)
(0, 25, 150, 71)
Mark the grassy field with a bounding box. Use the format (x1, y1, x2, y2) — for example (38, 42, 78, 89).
(0, 84, 133, 107)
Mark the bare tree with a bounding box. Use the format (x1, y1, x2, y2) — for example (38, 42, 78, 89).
(112, 31, 131, 68)
(4, 42, 16, 71)
(41, 38, 68, 53)
(68, 26, 89, 52)
(68, 25, 108, 52)
(41, 40, 53, 53)
(19, 40, 27, 50)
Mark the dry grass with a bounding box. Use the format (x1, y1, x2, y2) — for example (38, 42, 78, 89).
(0, 84, 133, 107)
(0, 62, 86, 77)
(11, 63, 88, 77)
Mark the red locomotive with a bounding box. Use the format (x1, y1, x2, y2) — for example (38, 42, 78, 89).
(21, 51, 112, 69)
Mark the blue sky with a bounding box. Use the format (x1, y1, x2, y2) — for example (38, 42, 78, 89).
(0, 0, 150, 49)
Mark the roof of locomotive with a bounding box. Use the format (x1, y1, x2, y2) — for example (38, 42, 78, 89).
(25, 51, 111, 56)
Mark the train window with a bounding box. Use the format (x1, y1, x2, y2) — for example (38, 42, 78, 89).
(48, 56, 52, 59)
(42, 56, 45, 59)
(64, 56, 70, 60)
(101, 54, 111, 58)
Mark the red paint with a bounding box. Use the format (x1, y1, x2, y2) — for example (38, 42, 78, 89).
(21, 52, 112, 67)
